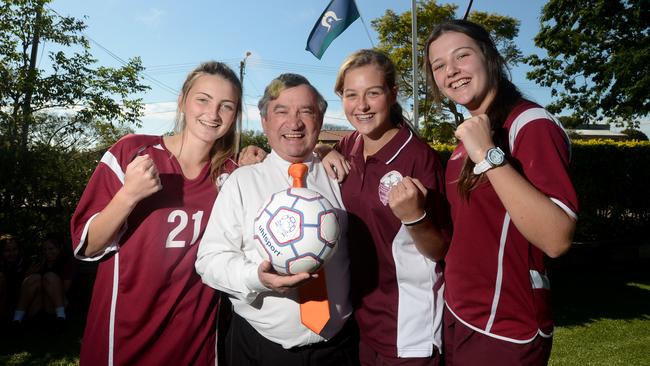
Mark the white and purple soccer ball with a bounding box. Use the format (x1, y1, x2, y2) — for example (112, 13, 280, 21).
(254, 187, 340, 275)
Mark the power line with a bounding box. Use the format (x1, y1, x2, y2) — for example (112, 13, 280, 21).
(47, 5, 179, 97)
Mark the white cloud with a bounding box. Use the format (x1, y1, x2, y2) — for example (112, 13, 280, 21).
(242, 103, 262, 132)
(136, 8, 165, 29)
(135, 101, 177, 135)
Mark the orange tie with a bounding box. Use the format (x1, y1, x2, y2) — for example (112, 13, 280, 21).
(288, 163, 331, 334)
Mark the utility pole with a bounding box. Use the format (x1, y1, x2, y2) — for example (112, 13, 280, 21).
(237, 51, 251, 154)
(239, 51, 251, 129)
(239, 51, 251, 90)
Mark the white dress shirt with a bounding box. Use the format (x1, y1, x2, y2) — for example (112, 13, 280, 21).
(196, 150, 352, 349)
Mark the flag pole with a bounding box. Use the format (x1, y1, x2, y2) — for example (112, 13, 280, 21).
(411, 0, 419, 131)
(353, 0, 375, 47)
(463, 0, 474, 20)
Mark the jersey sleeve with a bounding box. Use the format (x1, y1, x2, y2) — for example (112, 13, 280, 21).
(69, 135, 143, 261)
(195, 171, 269, 304)
(511, 117, 579, 219)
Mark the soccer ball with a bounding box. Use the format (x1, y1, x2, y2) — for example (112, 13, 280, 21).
(254, 187, 340, 275)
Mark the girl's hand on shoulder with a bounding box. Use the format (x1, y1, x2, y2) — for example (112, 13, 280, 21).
(238, 145, 267, 166)
(321, 149, 350, 183)
(120, 154, 162, 205)
(388, 177, 427, 222)
(454, 114, 495, 163)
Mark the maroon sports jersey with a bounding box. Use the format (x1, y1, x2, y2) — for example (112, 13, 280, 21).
(71, 134, 236, 365)
(445, 100, 578, 342)
(337, 126, 451, 358)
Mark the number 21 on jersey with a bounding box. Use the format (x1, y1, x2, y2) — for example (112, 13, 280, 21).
(166, 210, 204, 248)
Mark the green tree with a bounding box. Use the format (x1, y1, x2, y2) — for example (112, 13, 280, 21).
(558, 115, 588, 129)
(621, 128, 649, 141)
(241, 130, 270, 152)
(371, 0, 522, 142)
(526, 0, 649, 128)
(0, 0, 148, 241)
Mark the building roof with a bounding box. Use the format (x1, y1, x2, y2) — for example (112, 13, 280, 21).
(318, 129, 355, 144)
(569, 126, 627, 140)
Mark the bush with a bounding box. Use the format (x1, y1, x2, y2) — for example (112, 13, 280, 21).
(620, 128, 649, 141)
(570, 140, 650, 242)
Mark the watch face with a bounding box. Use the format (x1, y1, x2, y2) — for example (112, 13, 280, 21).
(487, 148, 504, 165)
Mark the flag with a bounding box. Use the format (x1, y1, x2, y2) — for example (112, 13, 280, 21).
(306, 0, 360, 59)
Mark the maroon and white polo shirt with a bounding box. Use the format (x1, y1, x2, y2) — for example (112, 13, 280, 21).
(445, 99, 579, 343)
(337, 125, 451, 357)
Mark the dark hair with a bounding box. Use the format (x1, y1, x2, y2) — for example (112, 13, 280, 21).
(174, 61, 243, 185)
(42, 234, 63, 250)
(0, 234, 18, 251)
(258, 73, 328, 119)
(424, 20, 522, 198)
(0, 234, 22, 270)
(334, 49, 410, 128)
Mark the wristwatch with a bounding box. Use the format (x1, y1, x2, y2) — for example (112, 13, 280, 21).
(473, 147, 505, 175)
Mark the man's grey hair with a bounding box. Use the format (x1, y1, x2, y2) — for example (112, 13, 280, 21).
(258, 73, 328, 118)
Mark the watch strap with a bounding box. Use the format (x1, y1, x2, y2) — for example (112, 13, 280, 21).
(473, 159, 492, 175)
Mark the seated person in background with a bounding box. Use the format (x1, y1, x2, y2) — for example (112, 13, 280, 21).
(0, 234, 26, 325)
(12, 235, 76, 329)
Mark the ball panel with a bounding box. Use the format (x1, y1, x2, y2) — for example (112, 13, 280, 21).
(254, 187, 341, 275)
(288, 187, 321, 200)
(267, 208, 303, 245)
(318, 210, 340, 245)
(254, 195, 273, 221)
(287, 254, 321, 274)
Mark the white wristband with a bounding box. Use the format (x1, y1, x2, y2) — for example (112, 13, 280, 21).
(401, 211, 427, 226)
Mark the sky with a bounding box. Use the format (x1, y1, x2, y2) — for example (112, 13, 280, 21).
(48, 0, 649, 137)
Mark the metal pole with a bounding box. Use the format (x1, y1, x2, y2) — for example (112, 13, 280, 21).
(238, 51, 251, 153)
(411, 0, 419, 131)
(239, 51, 251, 86)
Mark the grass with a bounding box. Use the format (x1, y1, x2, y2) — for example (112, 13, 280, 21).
(548, 246, 650, 366)
(1, 248, 648, 365)
(0, 315, 82, 365)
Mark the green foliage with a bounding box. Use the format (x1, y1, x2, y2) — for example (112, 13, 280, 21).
(371, 0, 521, 143)
(558, 115, 586, 129)
(240, 130, 270, 152)
(570, 140, 650, 242)
(0, 0, 147, 243)
(0, 142, 101, 243)
(525, 0, 650, 128)
(620, 128, 649, 141)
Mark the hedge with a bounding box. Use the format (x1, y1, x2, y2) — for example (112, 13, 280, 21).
(432, 140, 650, 243)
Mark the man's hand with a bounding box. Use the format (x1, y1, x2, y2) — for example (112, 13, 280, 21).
(258, 261, 314, 294)
(238, 145, 267, 166)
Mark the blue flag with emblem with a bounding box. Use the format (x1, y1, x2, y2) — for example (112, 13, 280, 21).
(306, 0, 360, 59)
